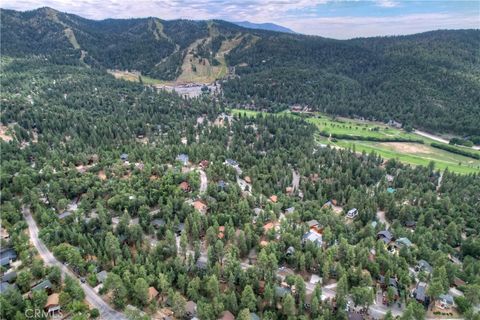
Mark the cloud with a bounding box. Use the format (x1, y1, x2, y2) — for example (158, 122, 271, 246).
(282, 12, 479, 39)
(1, 0, 478, 38)
(375, 0, 399, 8)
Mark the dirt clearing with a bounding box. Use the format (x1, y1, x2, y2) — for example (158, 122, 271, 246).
(381, 142, 431, 154)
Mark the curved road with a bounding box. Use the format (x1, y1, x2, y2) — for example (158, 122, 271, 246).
(23, 207, 126, 320)
(199, 169, 208, 194)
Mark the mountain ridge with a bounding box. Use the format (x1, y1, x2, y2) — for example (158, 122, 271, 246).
(1, 7, 479, 136)
(232, 21, 296, 33)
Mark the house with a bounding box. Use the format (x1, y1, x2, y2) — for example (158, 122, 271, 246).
(193, 200, 208, 214)
(395, 237, 413, 248)
(413, 282, 429, 307)
(196, 256, 208, 270)
(1, 271, 17, 283)
(416, 260, 433, 275)
(377, 230, 394, 245)
(285, 186, 294, 194)
(386, 174, 395, 182)
(248, 249, 258, 264)
(244, 176, 252, 184)
(285, 207, 295, 215)
(387, 187, 396, 194)
(225, 159, 238, 167)
(307, 219, 319, 229)
(323, 200, 333, 208)
(448, 254, 462, 266)
(217, 180, 227, 190)
(269, 195, 278, 203)
(436, 294, 454, 310)
(31, 279, 53, 293)
(96, 270, 108, 284)
(218, 226, 226, 239)
(218, 310, 235, 320)
(0, 282, 16, 294)
(152, 218, 166, 229)
(253, 208, 263, 216)
(275, 286, 291, 298)
(405, 221, 417, 229)
(0, 248, 17, 267)
(346, 208, 358, 219)
(176, 154, 189, 166)
(185, 300, 197, 318)
(286, 246, 295, 256)
(302, 230, 323, 247)
(44, 293, 60, 314)
(199, 160, 209, 169)
(263, 222, 280, 234)
(148, 287, 159, 301)
(387, 120, 402, 128)
(179, 181, 191, 192)
(453, 276, 466, 288)
(120, 153, 128, 161)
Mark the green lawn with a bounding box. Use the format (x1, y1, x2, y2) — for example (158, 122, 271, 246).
(230, 108, 480, 174)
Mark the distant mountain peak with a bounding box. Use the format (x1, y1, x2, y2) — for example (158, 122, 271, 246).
(232, 21, 296, 34)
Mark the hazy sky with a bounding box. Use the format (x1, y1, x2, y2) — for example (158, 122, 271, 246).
(2, 0, 479, 39)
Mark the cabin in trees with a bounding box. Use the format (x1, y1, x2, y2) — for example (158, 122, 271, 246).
(377, 230, 394, 245)
(219, 310, 235, 320)
(0, 247, 17, 268)
(302, 230, 323, 248)
(394, 237, 413, 249)
(45, 293, 61, 315)
(346, 208, 358, 219)
(185, 300, 197, 318)
(436, 294, 455, 310)
(413, 282, 429, 307)
(415, 260, 433, 275)
(176, 154, 189, 166)
(179, 181, 191, 192)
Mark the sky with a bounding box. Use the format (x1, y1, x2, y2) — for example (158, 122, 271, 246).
(2, 0, 479, 39)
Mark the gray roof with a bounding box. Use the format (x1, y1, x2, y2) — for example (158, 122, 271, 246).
(396, 237, 413, 247)
(0, 282, 16, 294)
(377, 230, 393, 240)
(439, 294, 454, 305)
(0, 248, 17, 266)
(1, 271, 17, 283)
(31, 279, 52, 291)
(307, 219, 319, 228)
(152, 218, 165, 228)
(417, 259, 433, 273)
(275, 286, 291, 298)
(96, 270, 108, 283)
(414, 282, 427, 302)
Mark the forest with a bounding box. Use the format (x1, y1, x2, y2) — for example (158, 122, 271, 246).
(0, 55, 479, 320)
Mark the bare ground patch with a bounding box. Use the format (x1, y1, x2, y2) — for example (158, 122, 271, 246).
(381, 142, 431, 154)
(0, 125, 13, 142)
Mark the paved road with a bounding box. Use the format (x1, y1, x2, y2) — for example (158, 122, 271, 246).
(199, 169, 208, 194)
(292, 169, 300, 191)
(23, 207, 126, 320)
(376, 210, 390, 229)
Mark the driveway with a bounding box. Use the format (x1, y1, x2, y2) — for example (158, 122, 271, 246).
(23, 207, 126, 320)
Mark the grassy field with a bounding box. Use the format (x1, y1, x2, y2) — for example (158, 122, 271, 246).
(230, 108, 480, 174)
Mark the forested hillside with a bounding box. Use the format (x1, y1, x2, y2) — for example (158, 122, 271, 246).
(2, 7, 479, 135)
(1, 55, 480, 319)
